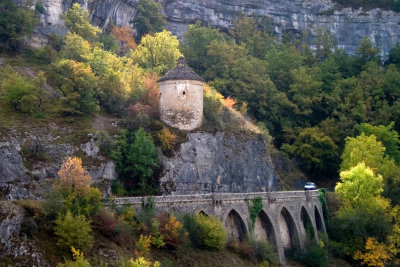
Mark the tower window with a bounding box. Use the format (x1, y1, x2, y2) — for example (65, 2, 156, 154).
(183, 91, 186, 95)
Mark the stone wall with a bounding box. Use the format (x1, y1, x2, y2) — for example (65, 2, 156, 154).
(112, 190, 326, 264)
(159, 79, 203, 131)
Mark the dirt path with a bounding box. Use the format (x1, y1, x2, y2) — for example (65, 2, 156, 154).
(92, 113, 119, 131)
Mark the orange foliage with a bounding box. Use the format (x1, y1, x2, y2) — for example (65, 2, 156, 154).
(158, 212, 184, 248)
(144, 73, 160, 115)
(353, 237, 392, 267)
(112, 26, 137, 54)
(223, 96, 235, 109)
(157, 126, 176, 152)
(58, 157, 91, 194)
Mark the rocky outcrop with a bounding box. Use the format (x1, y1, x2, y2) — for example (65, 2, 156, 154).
(160, 132, 278, 195)
(0, 201, 49, 266)
(0, 141, 33, 200)
(17, 0, 400, 58)
(0, 129, 116, 200)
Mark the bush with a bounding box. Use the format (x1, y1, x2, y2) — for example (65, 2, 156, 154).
(120, 257, 160, 267)
(57, 247, 90, 267)
(93, 210, 126, 238)
(249, 239, 279, 264)
(157, 212, 185, 248)
(3, 73, 44, 114)
(54, 210, 93, 252)
(299, 244, 329, 267)
(135, 234, 152, 257)
(183, 213, 227, 250)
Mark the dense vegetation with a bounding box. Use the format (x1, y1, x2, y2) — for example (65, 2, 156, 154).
(2, 0, 400, 266)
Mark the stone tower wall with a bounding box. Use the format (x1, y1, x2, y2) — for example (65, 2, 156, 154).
(159, 79, 203, 131)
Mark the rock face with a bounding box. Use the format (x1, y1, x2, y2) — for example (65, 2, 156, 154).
(0, 130, 116, 200)
(160, 132, 278, 195)
(18, 0, 400, 58)
(0, 142, 33, 200)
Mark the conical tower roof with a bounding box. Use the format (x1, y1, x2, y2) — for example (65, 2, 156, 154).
(158, 57, 204, 82)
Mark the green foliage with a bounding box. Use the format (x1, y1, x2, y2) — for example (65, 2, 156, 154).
(54, 210, 93, 252)
(0, 0, 38, 51)
(282, 127, 339, 178)
(356, 122, 400, 163)
(124, 128, 158, 195)
(318, 189, 329, 223)
(120, 257, 160, 267)
(3, 72, 45, 114)
(182, 21, 227, 76)
(57, 247, 91, 267)
(248, 238, 279, 264)
(131, 30, 181, 75)
(131, 0, 166, 41)
(63, 3, 101, 41)
(332, 163, 392, 255)
(151, 219, 165, 248)
(60, 33, 92, 62)
(299, 244, 329, 267)
(183, 213, 227, 250)
(245, 197, 263, 232)
(49, 59, 99, 116)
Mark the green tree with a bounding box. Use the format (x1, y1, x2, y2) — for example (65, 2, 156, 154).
(282, 127, 339, 178)
(125, 128, 158, 195)
(387, 41, 400, 70)
(182, 21, 227, 75)
(63, 3, 101, 41)
(54, 210, 93, 252)
(0, 0, 38, 51)
(313, 29, 337, 62)
(49, 59, 98, 116)
(131, 30, 181, 75)
(356, 123, 400, 164)
(131, 0, 166, 41)
(3, 72, 45, 114)
(60, 32, 92, 62)
(332, 163, 392, 255)
(341, 133, 400, 205)
(355, 37, 381, 72)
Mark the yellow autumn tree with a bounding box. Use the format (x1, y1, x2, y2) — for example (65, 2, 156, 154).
(113, 25, 137, 55)
(58, 157, 91, 194)
(354, 237, 392, 267)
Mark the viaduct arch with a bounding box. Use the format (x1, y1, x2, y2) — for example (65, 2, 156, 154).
(112, 190, 326, 264)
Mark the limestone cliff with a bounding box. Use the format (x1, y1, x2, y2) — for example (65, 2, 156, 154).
(160, 132, 278, 195)
(19, 0, 400, 58)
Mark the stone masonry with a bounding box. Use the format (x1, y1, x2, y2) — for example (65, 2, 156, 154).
(112, 190, 326, 264)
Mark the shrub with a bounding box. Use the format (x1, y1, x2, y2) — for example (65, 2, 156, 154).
(57, 246, 90, 267)
(249, 239, 279, 264)
(183, 213, 227, 250)
(135, 234, 152, 257)
(300, 244, 329, 267)
(158, 213, 184, 248)
(151, 219, 165, 248)
(93, 210, 126, 238)
(157, 126, 176, 153)
(54, 210, 93, 252)
(120, 257, 160, 267)
(3, 73, 44, 114)
(118, 206, 137, 229)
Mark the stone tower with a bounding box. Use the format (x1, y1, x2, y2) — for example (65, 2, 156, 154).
(158, 57, 204, 131)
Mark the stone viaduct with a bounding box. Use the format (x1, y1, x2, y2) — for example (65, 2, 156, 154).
(112, 190, 326, 264)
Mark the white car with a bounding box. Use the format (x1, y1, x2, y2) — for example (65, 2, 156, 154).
(304, 182, 317, 190)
